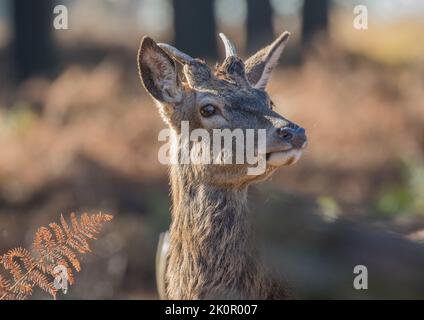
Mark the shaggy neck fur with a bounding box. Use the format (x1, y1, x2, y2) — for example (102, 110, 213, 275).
(165, 161, 286, 299)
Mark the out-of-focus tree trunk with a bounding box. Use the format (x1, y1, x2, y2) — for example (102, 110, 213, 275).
(12, 0, 56, 80)
(246, 0, 274, 54)
(301, 0, 329, 46)
(173, 0, 217, 59)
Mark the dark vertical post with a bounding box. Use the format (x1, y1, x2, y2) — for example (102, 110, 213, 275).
(173, 0, 217, 59)
(301, 0, 329, 46)
(246, 0, 274, 54)
(12, 0, 56, 80)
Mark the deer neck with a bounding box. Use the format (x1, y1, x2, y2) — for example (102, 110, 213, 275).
(170, 164, 250, 234)
(166, 164, 262, 299)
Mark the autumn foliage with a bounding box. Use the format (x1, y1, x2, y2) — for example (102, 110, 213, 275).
(0, 212, 113, 300)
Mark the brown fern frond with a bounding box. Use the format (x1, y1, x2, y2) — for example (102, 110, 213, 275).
(60, 214, 72, 237)
(0, 212, 113, 300)
(55, 245, 81, 272)
(27, 269, 56, 298)
(49, 222, 66, 244)
(11, 282, 32, 300)
(70, 212, 81, 234)
(0, 274, 15, 300)
(33, 227, 56, 257)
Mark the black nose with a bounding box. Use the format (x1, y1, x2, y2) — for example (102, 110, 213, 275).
(276, 125, 307, 149)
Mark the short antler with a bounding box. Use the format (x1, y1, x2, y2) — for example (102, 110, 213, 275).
(219, 33, 237, 58)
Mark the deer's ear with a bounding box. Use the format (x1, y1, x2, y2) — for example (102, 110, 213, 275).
(138, 36, 182, 104)
(245, 32, 290, 90)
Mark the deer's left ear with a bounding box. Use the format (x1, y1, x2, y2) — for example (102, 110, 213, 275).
(245, 32, 290, 90)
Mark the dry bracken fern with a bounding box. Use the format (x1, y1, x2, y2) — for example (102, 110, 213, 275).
(0, 212, 113, 300)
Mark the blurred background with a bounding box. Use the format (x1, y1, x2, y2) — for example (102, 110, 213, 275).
(0, 0, 423, 299)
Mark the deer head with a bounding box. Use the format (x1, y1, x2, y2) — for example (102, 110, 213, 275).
(137, 32, 307, 188)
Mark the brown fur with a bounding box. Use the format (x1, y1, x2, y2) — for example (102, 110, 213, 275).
(137, 32, 305, 299)
(167, 165, 289, 299)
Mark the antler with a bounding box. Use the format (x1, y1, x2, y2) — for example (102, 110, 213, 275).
(158, 43, 194, 65)
(219, 33, 237, 58)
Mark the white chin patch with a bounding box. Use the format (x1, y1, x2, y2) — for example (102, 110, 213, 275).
(267, 149, 303, 167)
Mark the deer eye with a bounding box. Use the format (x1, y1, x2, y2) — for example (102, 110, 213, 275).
(200, 104, 217, 118)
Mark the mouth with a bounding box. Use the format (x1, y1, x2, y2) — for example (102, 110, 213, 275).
(265, 142, 307, 167)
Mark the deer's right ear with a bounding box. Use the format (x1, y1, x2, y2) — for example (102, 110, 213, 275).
(138, 36, 182, 104)
(245, 32, 290, 90)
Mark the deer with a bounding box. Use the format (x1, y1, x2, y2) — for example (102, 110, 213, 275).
(137, 31, 307, 299)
